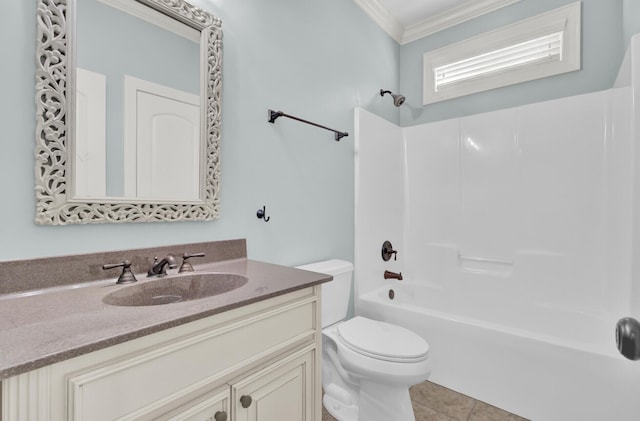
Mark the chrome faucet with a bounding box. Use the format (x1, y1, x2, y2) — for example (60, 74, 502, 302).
(148, 255, 178, 277)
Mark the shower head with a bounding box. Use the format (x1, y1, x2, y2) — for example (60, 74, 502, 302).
(380, 89, 406, 107)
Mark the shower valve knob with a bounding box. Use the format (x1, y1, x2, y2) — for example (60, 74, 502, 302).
(381, 241, 397, 261)
(616, 317, 640, 361)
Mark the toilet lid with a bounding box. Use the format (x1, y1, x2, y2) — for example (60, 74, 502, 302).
(337, 316, 429, 363)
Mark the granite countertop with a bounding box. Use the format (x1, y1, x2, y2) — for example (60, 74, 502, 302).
(0, 258, 330, 380)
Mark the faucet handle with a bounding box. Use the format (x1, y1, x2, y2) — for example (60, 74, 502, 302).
(103, 260, 138, 284)
(179, 252, 205, 273)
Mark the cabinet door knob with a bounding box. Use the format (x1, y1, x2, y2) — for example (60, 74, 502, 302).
(214, 410, 228, 421)
(240, 394, 253, 408)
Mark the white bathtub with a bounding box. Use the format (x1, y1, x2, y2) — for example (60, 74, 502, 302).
(357, 283, 640, 421)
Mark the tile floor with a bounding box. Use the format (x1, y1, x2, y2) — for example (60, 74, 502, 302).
(322, 381, 529, 421)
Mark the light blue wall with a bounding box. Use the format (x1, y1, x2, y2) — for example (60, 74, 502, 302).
(6, 0, 638, 264)
(0, 0, 399, 264)
(399, 0, 627, 126)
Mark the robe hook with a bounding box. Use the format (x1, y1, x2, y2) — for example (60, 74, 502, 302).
(257, 206, 270, 222)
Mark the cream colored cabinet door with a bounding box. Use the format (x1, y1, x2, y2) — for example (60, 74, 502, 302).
(157, 387, 230, 421)
(232, 348, 315, 421)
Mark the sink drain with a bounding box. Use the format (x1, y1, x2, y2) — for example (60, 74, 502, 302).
(151, 294, 183, 305)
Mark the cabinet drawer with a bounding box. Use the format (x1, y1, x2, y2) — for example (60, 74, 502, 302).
(68, 299, 315, 421)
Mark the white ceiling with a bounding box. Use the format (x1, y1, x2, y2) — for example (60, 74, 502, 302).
(353, 0, 521, 44)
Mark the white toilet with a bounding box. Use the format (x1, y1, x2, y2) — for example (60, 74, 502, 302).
(296, 260, 431, 421)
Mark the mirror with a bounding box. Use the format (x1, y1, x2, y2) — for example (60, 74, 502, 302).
(35, 0, 222, 224)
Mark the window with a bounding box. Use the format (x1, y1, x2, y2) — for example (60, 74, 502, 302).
(423, 1, 581, 105)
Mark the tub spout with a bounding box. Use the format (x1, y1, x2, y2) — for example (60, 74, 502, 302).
(384, 270, 403, 280)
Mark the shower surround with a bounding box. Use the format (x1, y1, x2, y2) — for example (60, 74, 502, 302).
(354, 36, 640, 420)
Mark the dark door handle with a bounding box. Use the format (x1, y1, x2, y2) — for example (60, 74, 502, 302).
(616, 317, 640, 360)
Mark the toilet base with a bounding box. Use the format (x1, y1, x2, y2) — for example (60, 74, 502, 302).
(358, 380, 416, 421)
(323, 381, 416, 421)
(323, 390, 358, 421)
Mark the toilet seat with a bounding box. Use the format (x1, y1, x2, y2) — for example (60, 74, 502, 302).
(337, 316, 429, 363)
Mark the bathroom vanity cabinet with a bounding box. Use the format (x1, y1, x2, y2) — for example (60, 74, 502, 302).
(1, 286, 321, 421)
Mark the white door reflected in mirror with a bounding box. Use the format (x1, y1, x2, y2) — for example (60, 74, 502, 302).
(124, 76, 201, 201)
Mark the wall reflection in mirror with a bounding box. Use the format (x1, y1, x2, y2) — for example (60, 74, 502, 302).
(74, 0, 201, 201)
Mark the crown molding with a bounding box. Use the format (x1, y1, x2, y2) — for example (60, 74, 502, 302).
(403, 0, 521, 44)
(354, 0, 521, 45)
(352, 0, 404, 44)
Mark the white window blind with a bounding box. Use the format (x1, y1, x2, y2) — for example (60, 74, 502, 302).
(434, 31, 564, 90)
(423, 1, 581, 105)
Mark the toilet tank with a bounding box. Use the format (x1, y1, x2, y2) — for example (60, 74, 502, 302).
(296, 259, 353, 328)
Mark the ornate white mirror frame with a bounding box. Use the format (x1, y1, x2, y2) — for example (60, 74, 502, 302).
(35, 0, 222, 225)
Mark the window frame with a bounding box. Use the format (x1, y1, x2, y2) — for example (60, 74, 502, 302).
(422, 1, 581, 105)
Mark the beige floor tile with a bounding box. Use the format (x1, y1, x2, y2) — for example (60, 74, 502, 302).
(410, 382, 475, 421)
(322, 404, 337, 421)
(468, 400, 530, 421)
(413, 400, 458, 421)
